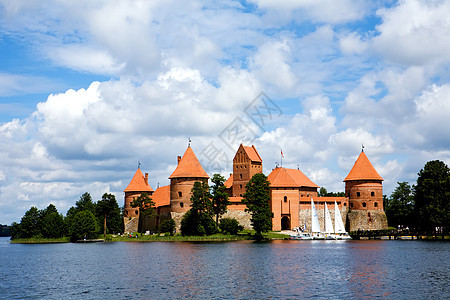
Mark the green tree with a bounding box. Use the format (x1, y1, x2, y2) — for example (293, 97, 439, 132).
(131, 192, 156, 235)
(211, 174, 230, 225)
(18, 206, 41, 238)
(318, 187, 344, 197)
(385, 182, 414, 228)
(65, 192, 97, 234)
(40, 204, 65, 239)
(69, 210, 100, 242)
(414, 160, 450, 233)
(96, 193, 122, 238)
(242, 173, 272, 239)
(180, 181, 217, 236)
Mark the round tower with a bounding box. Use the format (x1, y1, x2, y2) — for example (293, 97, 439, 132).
(344, 150, 387, 231)
(169, 146, 209, 213)
(123, 168, 154, 232)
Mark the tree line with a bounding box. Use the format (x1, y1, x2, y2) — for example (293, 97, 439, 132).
(11, 192, 122, 242)
(384, 160, 450, 234)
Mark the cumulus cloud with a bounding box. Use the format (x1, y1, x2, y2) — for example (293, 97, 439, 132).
(373, 0, 450, 66)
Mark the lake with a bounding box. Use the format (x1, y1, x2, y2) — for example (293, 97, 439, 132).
(0, 237, 449, 299)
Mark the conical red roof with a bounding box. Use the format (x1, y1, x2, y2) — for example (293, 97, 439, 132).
(169, 146, 209, 179)
(344, 151, 383, 182)
(124, 168, 154, 192)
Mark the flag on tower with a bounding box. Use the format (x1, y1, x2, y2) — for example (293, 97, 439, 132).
(281, 150, 284, 158)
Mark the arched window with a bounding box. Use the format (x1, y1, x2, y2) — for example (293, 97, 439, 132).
(135, 210, 138, 215)
(357, 192, 361, 197)
(362, 202, 366, 208)
(180, 202, 184, 208)
(284, 196, 287, 203)
(240, 174, 243, 179)
(178, 191, 182, 197)
(371, 192, 375, 197)
(374, 202, 378, 208)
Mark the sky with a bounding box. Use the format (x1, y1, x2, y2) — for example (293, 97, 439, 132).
(1, 0, 450, 224)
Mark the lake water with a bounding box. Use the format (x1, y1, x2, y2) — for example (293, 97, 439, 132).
(0, 237, 449, 299)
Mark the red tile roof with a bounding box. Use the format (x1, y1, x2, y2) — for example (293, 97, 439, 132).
(268, 167, 319, 188)
(224, 174, 233, 188)
(152, 185, 170, 207)
(124, 168, 154, 192)
(169, 146, 209, 179)
(243, 145, 262, 162)
(344, 151, 383, 182)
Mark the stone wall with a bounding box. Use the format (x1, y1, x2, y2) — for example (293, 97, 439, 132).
(124, 217, 139, 233)
(298, 207, 349, 232)
(347, 210, 388, 231)
(170, 209, 253, 233)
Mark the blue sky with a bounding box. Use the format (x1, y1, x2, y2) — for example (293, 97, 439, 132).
(1, 0, 450, 224)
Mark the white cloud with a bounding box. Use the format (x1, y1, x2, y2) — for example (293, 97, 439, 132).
(373, 0, 450, 66)
(339, 32, 368, 55)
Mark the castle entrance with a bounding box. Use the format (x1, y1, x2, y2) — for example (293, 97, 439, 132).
(281, 216, 290, 230)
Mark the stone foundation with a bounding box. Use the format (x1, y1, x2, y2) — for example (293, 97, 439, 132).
(347, 210, 388, 231)
(124, 217, 139, 233)
(221, 210, 252, 229)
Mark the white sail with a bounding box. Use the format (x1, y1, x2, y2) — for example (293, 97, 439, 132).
(324, 202, 334, 234)
(311, 198, 321, 233)
(334, 201, 346, 233)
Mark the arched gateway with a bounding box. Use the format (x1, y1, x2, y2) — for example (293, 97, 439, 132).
(281, 216, 290, 230)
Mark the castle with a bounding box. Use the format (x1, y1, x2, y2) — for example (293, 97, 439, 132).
(123, 144, 388, 233)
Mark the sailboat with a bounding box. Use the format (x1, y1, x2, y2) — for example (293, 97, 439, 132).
(311, 198, 324, 240)
(333, 201, 351, 240)
(323, 202, 335, 240)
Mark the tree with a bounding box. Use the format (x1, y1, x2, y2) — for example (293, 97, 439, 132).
(69, 210, 100, 242)
(414, 160, 450, 233)
(318, 187, 344, 197)
(40, 204, 65, 239)
(211, 174, 230, 225)
(385, 182, 414, 228)
(242, 173, 272, 239)
(18, 206, 41, 238)
(65, 192, 97, 234)
(180, 181, 217, 236)
(96, 193, 123, 238)
(131, 192, 156, 235)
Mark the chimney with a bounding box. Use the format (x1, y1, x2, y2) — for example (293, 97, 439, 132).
(144, 173, 148, 185)
(177, 156, 181, 164)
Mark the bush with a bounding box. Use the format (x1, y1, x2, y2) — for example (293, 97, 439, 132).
(180, 210, 217, 236)
(159, 219, 176, 235)
(219, 218, 243, 235)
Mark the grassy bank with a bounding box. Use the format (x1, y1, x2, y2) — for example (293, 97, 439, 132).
(9, 230, 289, 244)
(10, 237, 71, 244)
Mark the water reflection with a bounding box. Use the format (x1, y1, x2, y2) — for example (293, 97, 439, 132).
(0, 237, 449, 299)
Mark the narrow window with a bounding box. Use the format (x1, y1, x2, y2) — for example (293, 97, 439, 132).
(374, 202, 378, 208)
(240, 184, 242, 189)
(368, 212, 371, 217)
(240, 174, 243, 179)
(135, 210, 138, 215)
(180, 202, 184, 208)
(357, 192, 361, 197)
(284, 196, 287, 203)
(362, 202, 366, 208)
(178, 191, 182, 197)
(371, 192, 375, 197)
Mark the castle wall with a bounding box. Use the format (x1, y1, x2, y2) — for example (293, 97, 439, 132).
(124, 192, 142, 218)
(170, 177, 208, 213)
(346, 180, 383, 210)
(347, 210, 388, 231)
